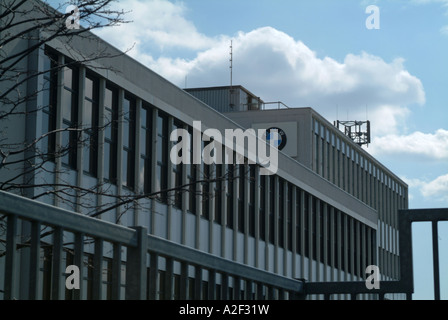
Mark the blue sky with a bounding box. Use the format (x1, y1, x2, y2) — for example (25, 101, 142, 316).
(51, 0, 448, 299)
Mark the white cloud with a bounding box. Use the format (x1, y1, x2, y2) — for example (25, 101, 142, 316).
(402, 174, 448, 203)
(93, 0, 426, 138)
(421, 174, 448, 200)
(94, 0, 221, 53)
(370, 129, 448, 160)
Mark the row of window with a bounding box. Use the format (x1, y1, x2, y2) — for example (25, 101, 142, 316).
(312, 118, 407, 208)
(41, 49, 375, 278)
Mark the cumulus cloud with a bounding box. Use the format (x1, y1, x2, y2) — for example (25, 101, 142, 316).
(370, 129, 448, 160)
(421, 174, 448, 199)
(402, 174, 448, 202)
(93, 0, 426, 138)
(94, 0, 222, 53)
(158, 27, 425, 109)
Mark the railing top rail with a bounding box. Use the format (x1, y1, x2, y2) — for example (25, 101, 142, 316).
(0, 190, 137, 246)
(399, 208, 448, 222)
(147, 234, 304, 293)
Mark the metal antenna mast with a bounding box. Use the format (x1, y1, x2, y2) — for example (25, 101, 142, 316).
(229, 40, 234, 108)
(230, 40, 233, 89)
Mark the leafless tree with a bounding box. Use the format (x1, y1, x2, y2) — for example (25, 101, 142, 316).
(0, 0, 251, 264)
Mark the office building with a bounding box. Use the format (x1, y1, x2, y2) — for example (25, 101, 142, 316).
(0, 0, 407, 299)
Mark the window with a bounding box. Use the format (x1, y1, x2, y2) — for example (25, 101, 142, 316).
(259, 174, 266, 241)
(312, 197, 317, 260)
(287, 183, 293, 251)
(238, 164, 245, 233)
(341, 214, 346, 271)
(319, 202, 324, 263)
(326, 206, 332, 265)
(278, 179, 284, 248)
(226, 161, 234, 228)
(42, 49, 57, 161)
(104, 85, 118, 184)
(354, 220, 359, 277)
(83, 73, 99, 176)
(304, 193, 309, 258)
(122, 95, 136, 190)
(62, 64, 79, 169)
(172, 120, 183, 208)
(269, 175, 276, 244)
(188, 129, 197, 214)
(156, 113, 168, 202)
(140, 104, 153, 194)
(334, 211, 340, 269)
(248, 165, 256, 237)
(214, 164, 223, 224)
(296, 188, 302, 255)
(202, 156, 211, 219)
(347, 217, 352, 275)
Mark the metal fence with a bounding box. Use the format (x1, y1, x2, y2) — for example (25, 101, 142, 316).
(1, 190, 446, 300)
(0, 190, 304, 300)
(304, 208, 448, 300)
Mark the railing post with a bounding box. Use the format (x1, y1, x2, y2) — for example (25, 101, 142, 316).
(111, 243, 122, 300)
(208, 270, 216, 300)
(93, 238, 104, 300)
(194, 266, 202, 299)
(148, 253, 159, 300)
(4, 215, 18, 300)
(51, 227, 64, 300)
(74, 233, 85, 300)
(125, 226, 148, 300)
(164, 258, 174, 300)
(29, 221, 41, 300)
(432, 221, 440, 301)
(179, 262, 188, 300)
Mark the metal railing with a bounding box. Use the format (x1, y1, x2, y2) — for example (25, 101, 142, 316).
(261, 101, 291, 110)
(304, 208, 448, 300)
(0, 190, 304, 300)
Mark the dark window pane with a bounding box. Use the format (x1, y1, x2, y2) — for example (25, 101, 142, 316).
(105, 108, 112, 139)
(42, 112, 49, 155)
(84, 143, 91, 173)
(64, 67, 73, 88)
(123, 120, 130, 148)
(42, 79, 51, 107)
(139, 157, 146, 190)
(155, 165, 161, 193)
(122, 150, 128, 186)
(62, 129, 70, 165)
(62, 91, 73, 122)
(141, 108, 147, 128)
(104, 142, 111, 180)
(105, 89, 112, 108)
(123, 98, 130, 118)
(84, 100, 92, 127)
(105, 85, 118, 184)
(85, 77, 93, 100)
(140, 128, 147, 154)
